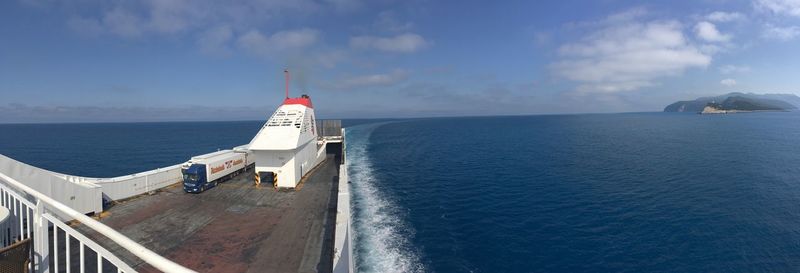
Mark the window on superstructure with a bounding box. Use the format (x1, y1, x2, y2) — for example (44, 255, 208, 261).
(267, 110, 305, 127)
(267, 110, 286, 126)
(299, 115, 311, 133)
(294, 115, 303, 128)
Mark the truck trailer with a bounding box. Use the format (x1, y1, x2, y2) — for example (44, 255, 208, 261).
(181, 149, 253, 193)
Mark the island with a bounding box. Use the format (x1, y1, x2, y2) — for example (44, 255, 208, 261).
(664, 92, 799, 114)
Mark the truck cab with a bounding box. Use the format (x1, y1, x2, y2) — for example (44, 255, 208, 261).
(182, 163, 213, 193)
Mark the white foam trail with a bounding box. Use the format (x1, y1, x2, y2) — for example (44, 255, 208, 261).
(347, 124, 425, 273)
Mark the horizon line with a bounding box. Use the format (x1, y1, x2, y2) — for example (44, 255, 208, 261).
(0, 111, 676, 125)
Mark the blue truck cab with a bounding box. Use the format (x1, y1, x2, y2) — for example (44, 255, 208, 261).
(182, 164, 216, 193)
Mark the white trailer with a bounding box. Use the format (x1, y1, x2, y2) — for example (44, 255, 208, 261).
(181, 149, 253, 193)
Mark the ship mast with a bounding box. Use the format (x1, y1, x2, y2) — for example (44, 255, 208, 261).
(284, 69, 290, 99)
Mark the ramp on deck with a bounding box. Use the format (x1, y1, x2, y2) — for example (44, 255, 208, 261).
(73, 151, 341, 273)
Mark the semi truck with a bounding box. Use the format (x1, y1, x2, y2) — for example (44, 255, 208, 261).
(181, 149, 253, 193)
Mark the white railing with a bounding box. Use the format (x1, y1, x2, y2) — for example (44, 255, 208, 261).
(0, 184, 34, 249)
(0, 181, 35, 272)
(0, 172, 197, 273)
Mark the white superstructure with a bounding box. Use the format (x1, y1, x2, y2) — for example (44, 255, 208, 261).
(248, 70, 326, 188)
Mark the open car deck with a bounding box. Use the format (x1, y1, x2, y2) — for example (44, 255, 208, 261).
(70, 146, 341, 273)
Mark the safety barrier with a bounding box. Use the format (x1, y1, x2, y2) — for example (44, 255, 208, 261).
(332, 128, 354, 273)
(0, 147, 244, 212)
(0, 172, 197, 273)
(88, 165, 183, 201)
(0, 155, 102, 215)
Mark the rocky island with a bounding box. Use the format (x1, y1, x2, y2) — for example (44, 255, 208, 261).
(664, 92, 799, 114)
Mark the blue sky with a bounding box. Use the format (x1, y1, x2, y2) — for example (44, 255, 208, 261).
(2, 0, 800, 122)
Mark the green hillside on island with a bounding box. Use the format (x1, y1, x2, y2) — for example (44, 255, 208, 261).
(664, 93, 800, 113)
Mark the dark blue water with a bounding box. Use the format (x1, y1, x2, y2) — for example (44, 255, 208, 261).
(0, 119, 383, 177)
(347, 112, 800, 273)
(3, 114, 800, 272)
(0, 121, 262, 177)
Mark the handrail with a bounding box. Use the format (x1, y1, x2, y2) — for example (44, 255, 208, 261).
(0, 172, 197, 273)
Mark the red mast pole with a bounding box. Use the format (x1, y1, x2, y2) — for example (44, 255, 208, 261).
(284, 69, 290, 99)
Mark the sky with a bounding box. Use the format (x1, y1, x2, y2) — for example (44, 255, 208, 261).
(2, 0, 800, 123)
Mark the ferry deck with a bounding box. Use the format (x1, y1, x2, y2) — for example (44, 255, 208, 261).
(69, 143, 343, 273)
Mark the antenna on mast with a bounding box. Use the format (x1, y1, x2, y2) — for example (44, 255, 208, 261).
(284, 69, 290, 99)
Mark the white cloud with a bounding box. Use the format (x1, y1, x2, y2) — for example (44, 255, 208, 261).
(103, 7, 145, 38)
(270, 28, 320, 50)
(197, 25, 233, 56)
(552, 19, 711, 93)
(763, 24, 800, 40)
(237, 30, 270, 54)
(350, 33, 430, 53)
(51, 0, 330, 39)
(146, 0, 204, 34)
(563, 7, 648, 30)
(374, 11, 414, 32)
(324, 69, 409, 89)
(604, 7, 649, 23)
(0, 103, 268, 123)
(699, 44, 724, 55)
(695, 21, 732, 42)
(719, 65, 751, 74)
(343, 70, 407, 86)
(308, 50, 347, 68)
(705, 11, 744, 22)
(755, 0, 800, 16)
(67, 16, 104, 36)
(533, 32, 552, 47)
(237, 28, 319, 56)
(66, 1, 204, 38)
(720, 78, 737, 86)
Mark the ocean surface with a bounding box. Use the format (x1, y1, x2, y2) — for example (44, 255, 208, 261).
(3, 113, 800, 272)
(0, 119, 379, 177)
(0, 121, 261, 177)
(346, 112, 800, 273)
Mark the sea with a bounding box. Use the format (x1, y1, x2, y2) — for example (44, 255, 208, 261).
(3, 112, 800, 272)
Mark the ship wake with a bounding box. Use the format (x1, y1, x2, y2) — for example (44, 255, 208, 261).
(347, 123, 425, 273)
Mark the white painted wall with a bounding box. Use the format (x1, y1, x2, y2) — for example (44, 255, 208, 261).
(254, 150, 295, 187)
(91, 165, 183, 201)
(0, 147, 249, 214)
(296, 141, 317, 183)
(0, 154, 103, 214)
(253, 139, 327, 188)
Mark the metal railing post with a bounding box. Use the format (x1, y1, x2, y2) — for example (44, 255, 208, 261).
(33, 200, 50, 273)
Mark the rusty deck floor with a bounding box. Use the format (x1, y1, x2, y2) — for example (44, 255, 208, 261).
(73, 153, 340, 273)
